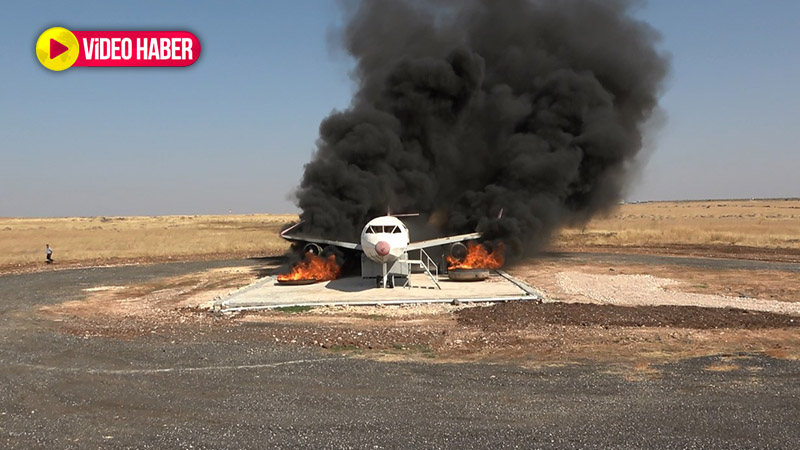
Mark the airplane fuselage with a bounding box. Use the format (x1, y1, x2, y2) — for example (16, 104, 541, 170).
(360, 216, 410, 264)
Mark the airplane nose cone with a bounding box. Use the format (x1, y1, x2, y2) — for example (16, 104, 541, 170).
(375, 241, 391, 256)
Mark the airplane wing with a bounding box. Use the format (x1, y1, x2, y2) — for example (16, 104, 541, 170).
(406, 232, 482, 251)
(280, 222, 362, 251)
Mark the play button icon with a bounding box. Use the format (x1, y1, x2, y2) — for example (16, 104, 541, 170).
(49, 38, 69, 59)
(36, 27, 79, 71)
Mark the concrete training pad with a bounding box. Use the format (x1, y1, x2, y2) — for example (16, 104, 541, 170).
(217, 271, 540, 311)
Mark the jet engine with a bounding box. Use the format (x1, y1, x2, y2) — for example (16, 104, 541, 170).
(448, 242, 468, 260)
(303, 243, 323, 256)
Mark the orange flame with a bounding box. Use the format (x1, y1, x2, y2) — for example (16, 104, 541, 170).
(447, 242, 505, 270)
(277, 253, 341, 282)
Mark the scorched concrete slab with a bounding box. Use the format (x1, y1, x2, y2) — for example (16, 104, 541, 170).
(216, 270, 540, 311)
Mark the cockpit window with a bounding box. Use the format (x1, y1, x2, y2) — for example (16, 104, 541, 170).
(367, 224, 403, 234)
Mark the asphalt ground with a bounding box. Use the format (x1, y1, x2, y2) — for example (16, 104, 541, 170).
(1, 258, 799, 449)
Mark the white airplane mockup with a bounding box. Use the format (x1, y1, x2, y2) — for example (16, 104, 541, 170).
(280, 214, 483, 288)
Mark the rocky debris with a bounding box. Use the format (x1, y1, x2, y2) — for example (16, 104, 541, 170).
(456, 302, 800, 332)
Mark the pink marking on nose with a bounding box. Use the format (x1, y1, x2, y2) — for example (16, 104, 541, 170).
(375, 241, 390, 256)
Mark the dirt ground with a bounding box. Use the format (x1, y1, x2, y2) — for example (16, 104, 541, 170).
(552, 242, 800, 264)
(38, 250, 800, 367)
(543, 258, 799, 301)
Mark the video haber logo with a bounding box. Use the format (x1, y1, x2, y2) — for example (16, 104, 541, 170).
(36, 27, 201, 71)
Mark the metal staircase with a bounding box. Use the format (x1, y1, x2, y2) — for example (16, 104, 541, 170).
(399, 248, 441, 290)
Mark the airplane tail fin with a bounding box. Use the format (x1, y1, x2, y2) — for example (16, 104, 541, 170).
(386, 205, 420, 218)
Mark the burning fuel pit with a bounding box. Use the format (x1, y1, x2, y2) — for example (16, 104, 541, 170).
(445, 242, 505, 282)
(276, 278, 320, 286)
(276, 253, 342, 285)
(448, 268, 491, 281)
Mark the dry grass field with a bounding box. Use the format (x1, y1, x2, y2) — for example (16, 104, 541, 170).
(0, 214, 297, 272)
(555, 199, 800, 257)
(2, 199, 799, 273)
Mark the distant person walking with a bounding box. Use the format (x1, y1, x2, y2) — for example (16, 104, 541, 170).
(46, 244, 53, 264)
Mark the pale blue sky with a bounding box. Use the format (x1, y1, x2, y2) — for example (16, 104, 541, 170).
(1, 1, 798, 217)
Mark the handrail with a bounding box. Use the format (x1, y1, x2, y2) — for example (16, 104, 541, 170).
(397, 249, 441, 289)
(418, 248, 440, 289)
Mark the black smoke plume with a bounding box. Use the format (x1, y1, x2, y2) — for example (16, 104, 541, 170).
(294, 0, 669, 258)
